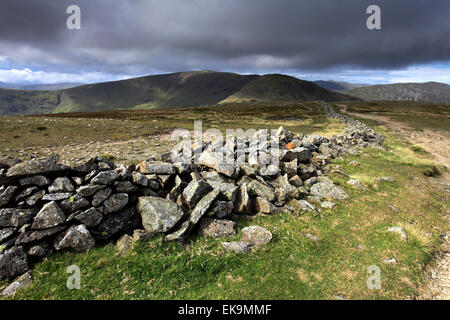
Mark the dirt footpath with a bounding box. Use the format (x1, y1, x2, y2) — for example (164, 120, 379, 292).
(339, 104, 450, 300)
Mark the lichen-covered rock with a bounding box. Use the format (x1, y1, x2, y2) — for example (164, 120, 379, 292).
(139, 161, 175, 175)
(116, 234, 133, 255)
(42, 193, 73, 201)
(182, 180, 213, 208)
(197, 150, 238, 178)
(189, 189, 220, 226)
(75, 208, 103, 227)
(0, 186, 19, 207)
(132, 171, 148, 187)
(0, 246, 29, 280)
(199, 218, 236, 238)
(137, 196, 184, 233)
(54, 224, 95, 252)
(76, 184, 106, 197)
(6, 157, 68, 179)
(91, 207, 138, 240)
(321, 201, 336, 209)
(32, 201, 65, 230)
(309, 182, 349, 201)
(0, 208, 37, 228)
(212, 200, 234, 218)
(48, 177, 75, 193)
(242, 226, 272, 246)
(206, 180, 238, 202)
(19, 175, 50, 187)
(234, 183, 252, 214)
(247, 179, 275, 202)
(60, 194, 90, 214)
(25, 190, 45, 207)
(15, 226, 65, 245)
(222, 241, 253, 254)
(1, 270, 32, 296)
(254, 197, 277, 214)
(0, 228, 15, 244)
(165, 220, 190, 241)
(103, 193, 129, 214)
(91, 187, 112, 206)
(290, 199, 316, 212)
(91, 170, 119, 185)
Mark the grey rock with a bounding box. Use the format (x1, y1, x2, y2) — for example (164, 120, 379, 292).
(197, 151, 238, 178)
(19, 175, 50, 187)
(247, 179, 275, 202)
(212, 200, 234, 218)
(32, 201, 65, 230)
(0, 246, 29, 280)
(254, 197, 277, 214)
(309, 182, 349, 201)
(288, 175, 303, 187)
(242, 226, 273, 246)
(76, 184, 106, 197)
(114, 181, 138, 193)
(0, 186, 18, 206)
(222, 241, 253, 254)
(71, 176, 83, 186)
(15, 226, 65, 245)
(132, 171, 148, 187)
(1, 271, 32, 296)
(182, 180, 213, 208)
(59, 195, 90, 213)
(189, 189, 220, 226)
(165, 220, 190, 241)
(91, 170, 119, 185)
(103, 193, 129, 214)
(27, 242, 52, 258)
(139, 161, 175, 175)
(116, 234, 133, 255)
(92, 207, 138, 240)
(137, 196, 184, 233)
(0, 208, 36, 228)
(54, 224, 95, 252)
(91, 187, 112, 206)
(25, 190, 45, 206)
(206, 180, 238, 202)
(42, 193, 73, 201)
(48, 177, 75, 193)
(132, 229, 154, 242)
(15, 186, 38, 202)
(75, 208, 102, 227)
(234, 183, 252, 214)
(6, 157, 68, 178)
(280, 159, 298, 177)
(199, 218, 236, 238)
(0, 228, 15, 244)
(291, 199, 316, 212)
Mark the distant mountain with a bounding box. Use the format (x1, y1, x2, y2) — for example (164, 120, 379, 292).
(0, 71, 357, 116)
(344, 82, 450, 103)
(0, 82, 83, 91)
(222, 74, 356, 103)
(314, 80, 368, 91)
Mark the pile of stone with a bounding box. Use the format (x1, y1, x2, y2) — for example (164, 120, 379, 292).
(0, 102, 384, 282)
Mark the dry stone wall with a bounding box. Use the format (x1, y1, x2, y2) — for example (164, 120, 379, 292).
(0, 102, 384, 281)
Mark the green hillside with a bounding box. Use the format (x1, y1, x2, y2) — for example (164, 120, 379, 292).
(345, 82, 450, 103)
(0, 71, 356, 116)
(221, 74, 357, 103)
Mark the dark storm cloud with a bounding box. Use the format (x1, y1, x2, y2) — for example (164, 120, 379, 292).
(0, 0, 449, 74)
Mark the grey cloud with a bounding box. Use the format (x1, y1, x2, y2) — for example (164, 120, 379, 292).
(0, 0, 448, 75)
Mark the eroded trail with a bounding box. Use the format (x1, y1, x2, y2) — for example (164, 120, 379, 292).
(339, 104, 450, 300)
(338, 105, 450, 169)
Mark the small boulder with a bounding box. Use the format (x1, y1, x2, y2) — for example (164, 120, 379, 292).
(103, 193, 129, 214)
(137, 196, 184, 233)
(54, 224, 95, 252)
(242, 226, 272, 246)
(31, 201, 65, 230)
(222, 241, 253, 254)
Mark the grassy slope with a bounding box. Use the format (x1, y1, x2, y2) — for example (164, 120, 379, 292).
(345, 82, 450, 104)
(221, 74, 357, 103)
(0, 72, 357, 116)
(0, 103, 447, 300)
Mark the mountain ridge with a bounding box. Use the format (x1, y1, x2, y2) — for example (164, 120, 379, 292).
(0, 71, 357, 116)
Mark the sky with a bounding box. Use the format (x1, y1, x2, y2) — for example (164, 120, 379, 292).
(0, 0, 448, 85)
